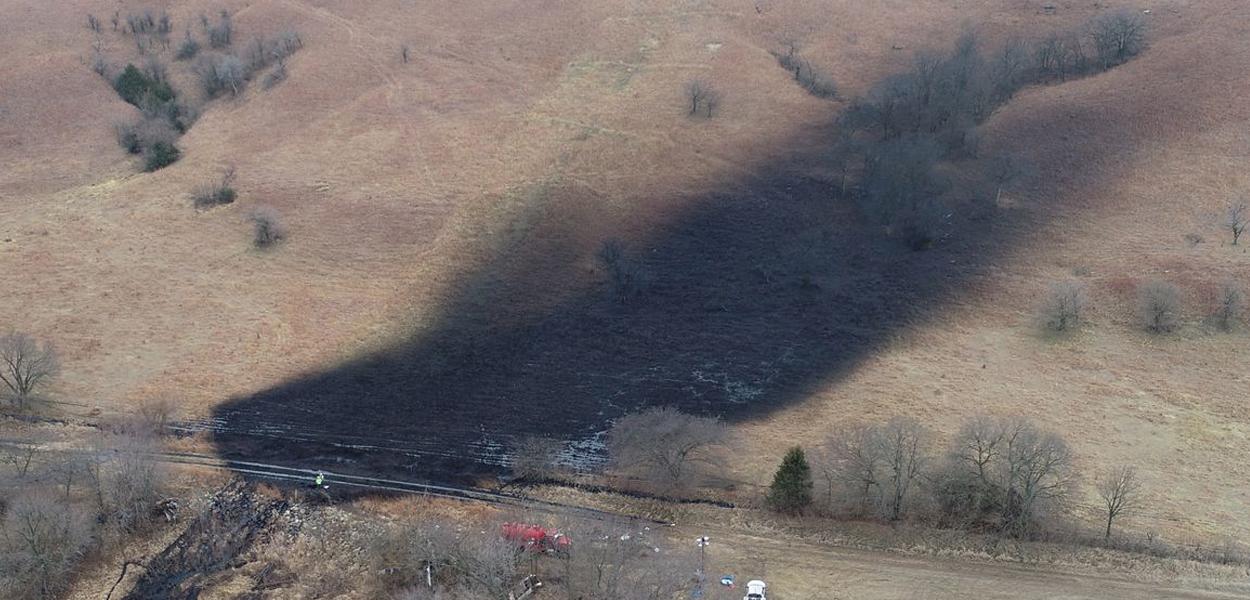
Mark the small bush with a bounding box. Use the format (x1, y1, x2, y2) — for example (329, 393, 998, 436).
(175, 33, 200, 61)
(511, 435, 564, 481)
(113, 64, 175, 108)
(91, 52, 109, 77)
(143, 141, 180, 171)
(1210, 280, 1244, 331)
(115, 118, 175, 155)
(195, 53, 246, 97)
(248, 206, 286, 248)
(597, 239, 650, 303)
(1039, 280, 1088, 332)
(262, 62, 288, 89)
(192, 167, 238, 209)
(115, 122, 142, 154)
(1137, 279, 1181, 333)
(206, 10, 233, 48)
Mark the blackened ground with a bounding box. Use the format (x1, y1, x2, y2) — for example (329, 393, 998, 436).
(208, 176, 1007, 482)
(208, 77, 1133, 485)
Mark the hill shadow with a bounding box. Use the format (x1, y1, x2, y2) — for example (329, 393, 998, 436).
(206, 76, 1144, 485)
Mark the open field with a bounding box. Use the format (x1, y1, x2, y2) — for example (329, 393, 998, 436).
(2, 0, 1249, 570)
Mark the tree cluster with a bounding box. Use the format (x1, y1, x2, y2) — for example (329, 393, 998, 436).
(0, 428, 168, 599)
(787, 415, 1142, 541)
(87, 9, 302, 173)
(836, 13, 1146, 248)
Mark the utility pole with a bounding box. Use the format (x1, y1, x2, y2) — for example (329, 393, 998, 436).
(695, 535, 711, 598)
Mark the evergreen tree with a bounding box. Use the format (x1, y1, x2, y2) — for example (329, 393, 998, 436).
(767, 446, 813, 513)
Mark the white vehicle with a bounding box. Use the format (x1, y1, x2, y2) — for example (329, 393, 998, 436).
(744, 580, 767, 600)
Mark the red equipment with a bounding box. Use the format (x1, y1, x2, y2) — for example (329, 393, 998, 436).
(501, 522, 571, 553)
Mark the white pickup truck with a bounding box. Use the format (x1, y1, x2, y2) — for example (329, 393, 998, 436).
(743, 580, 767, 600)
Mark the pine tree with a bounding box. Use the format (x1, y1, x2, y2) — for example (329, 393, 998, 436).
(767, 446, 813, 514)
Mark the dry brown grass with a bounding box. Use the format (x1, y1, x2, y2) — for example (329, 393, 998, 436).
(1, 0, 1248, 574)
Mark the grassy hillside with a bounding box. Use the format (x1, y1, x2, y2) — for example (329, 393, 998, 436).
(1, 0, 1247, 545)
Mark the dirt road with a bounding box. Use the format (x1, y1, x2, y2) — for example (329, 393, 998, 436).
(683, 526, 1250, 600)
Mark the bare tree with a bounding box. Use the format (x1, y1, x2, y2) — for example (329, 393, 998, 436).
(1091, 10, 1147, 69)
(86, 430, 166, 535)
(938, 415, 1006, 526)
(684, 79, 721, 118)
(821, 423, 884, 515)
(401, 45, 411, 64)
(87, 14, 101, 33)
(605, 406, 727, 492)
(1223, 198, 1247, 246)
(992, 37, 1031, 95)
(557, 523, 694, 600)
(998, 418, 1073, 537)
(597, 239, 650, 303)
(1038, 280, 1088, 332)
(1, 437, 41, 478)
(0, 493, 92, 600)
(1096, 465, 1141, 540)
(1210, 280, 1244, 331)
(941, 416, 1073, 536)
(877, 417, 929, 521)
(0, 332, 60, 411)
(195, 53, 245, 97)
(511, 435, 564, 481)
(370, 522, 518, 598)
(136, 397, 176, 433)
(1137, 279, 1182, 333)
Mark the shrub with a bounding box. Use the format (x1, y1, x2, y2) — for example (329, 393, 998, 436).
(115, 122, 142, 154)
(192, 167, 238, 209)
(175, 32, 200, 61)
(262, 62, 287, 89)
(115, 118, 175, 155)
(195, 54, 246, 97)
(606, 406, 727, 493)
(143, 142, 180, 171)
(91, 52, 109, 77)
(1210, 280, 1244, 331)
(768, 446, 813, 514)
(113, 64, 175, 108)
(1038, 280, 1088, 332)
(511, 435, 564, 481)
(206, 10, 233, 48)
(248, 206, 286, 248)
(1136, 279, 1181, 333)
(0, 493, 92, 600)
